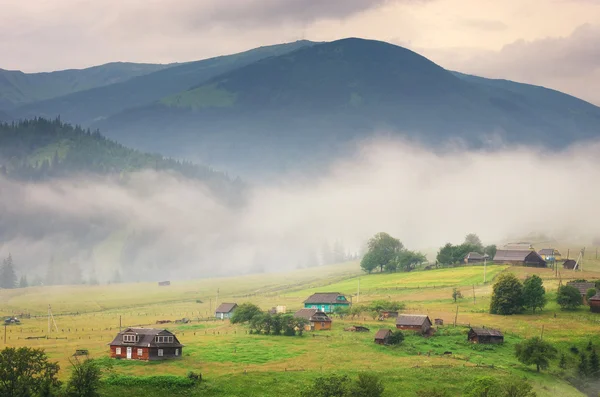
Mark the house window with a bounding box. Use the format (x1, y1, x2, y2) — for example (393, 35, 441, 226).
(175, 349, 179, 356)
(137, 349, 143, 357)
(321, 322, 325, 327)
(158, 349, 163, 357)
(155, 336, 174, 343)
(115, 348, 121, 355)
(123, 334, 137, 343)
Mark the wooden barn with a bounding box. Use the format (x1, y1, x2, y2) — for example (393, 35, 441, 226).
(294, 309, 332, 331)
(563, 260, 577, 270)
(108, 328, 183, 361)
(464, 252, 485, 264)
(215, 303, 238, 320)
(468, 327, 504, 344)
(158, 281, 170, 287)
(396, 315, 432, 334)
(374, 329, 392, 345)
(493, 249, 546, 267)
(589, 293, 600, 313)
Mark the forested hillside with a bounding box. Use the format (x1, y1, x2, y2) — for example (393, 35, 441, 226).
(0, 118, 242, 200)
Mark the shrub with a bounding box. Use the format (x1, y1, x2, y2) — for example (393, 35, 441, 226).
(103, 375, 196, 388)
(388, 330, 405, 345)
(350, 373, 384, 397)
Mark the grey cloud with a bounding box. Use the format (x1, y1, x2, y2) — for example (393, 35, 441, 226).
(421, 24, 600, 105)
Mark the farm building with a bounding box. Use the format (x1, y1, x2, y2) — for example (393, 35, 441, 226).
(589, 293, 600, 313)
(158, 281, 170, 286)
(434, 318, 444, 325)
(374, 329, 392, 345)
(380, 311, 399, 319)
(108, 328, 183, 361)
(566, 281, 596, 304)
(303, 292, 350, 313)
(503, 242, 534, 250)
(563, 260, 577, 270)
(294, 309, 332, 331)
(396, 314, 432, 334)
(215, 303, 238, 319)
(538, 249, 562, 262)
(493, 250, 546, 267)
(464, 252, 485, 264)
(344, 325, 370, 332)
(468, 327, 504, 344)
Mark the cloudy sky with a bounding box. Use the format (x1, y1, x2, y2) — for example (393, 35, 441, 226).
(1, 0, 599, 104)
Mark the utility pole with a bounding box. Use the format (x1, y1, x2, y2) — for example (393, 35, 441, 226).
(483, 255, 488, 284)
(119, 316, 122, 332)
(454, 306, 458, 327)
(357, 277, 360, 303)
(216, 288, 219, 309)
(472, 285, 476, 304)
(4, 324, 6, 344)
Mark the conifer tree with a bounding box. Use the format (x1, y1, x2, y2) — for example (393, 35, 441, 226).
(0, 254, 17, 289)
(19, 275, 28, 288)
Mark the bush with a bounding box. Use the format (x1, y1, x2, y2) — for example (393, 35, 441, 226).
(388, 330, 405, 345)
(66, 358, 102, 397)
(350, 373, 384, 397)
(103, 375, 196, 388)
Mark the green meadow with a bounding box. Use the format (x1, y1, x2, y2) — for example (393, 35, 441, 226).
(2, 255, 600, 397)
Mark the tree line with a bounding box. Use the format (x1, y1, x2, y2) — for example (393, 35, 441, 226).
(436, 233, 496, 266)
(0, 254, 28, 289)
(360, 232, 426, 273)
(230, 303, 309, 336)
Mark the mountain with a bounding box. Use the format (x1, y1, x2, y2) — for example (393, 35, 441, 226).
(0, 117, 242, 203)
(11, 41, 316, 126)
(0, 62, 174, 110)
(91, 38, 600, 176)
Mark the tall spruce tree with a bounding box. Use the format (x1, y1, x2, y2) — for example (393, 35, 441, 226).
(0, 254, 17, 289)
(18, 275, 28, 288)
(522, 275, 547, 313)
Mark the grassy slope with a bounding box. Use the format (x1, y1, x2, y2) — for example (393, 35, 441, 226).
(0, 62, 172, 107)
(3, 260, 600, 396)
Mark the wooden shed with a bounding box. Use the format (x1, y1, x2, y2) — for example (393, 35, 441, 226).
(344, 325, 370, 332)
(396, 315, 432, 334)
(374, 329, 392, 345)
(468, 327, 504, 344)
(215, 303, 238, 320)
(563, 260, 577, 270)
(566, 281, 596, 304)
(589, 293, 600, 313)
(464, 252, 485, 264)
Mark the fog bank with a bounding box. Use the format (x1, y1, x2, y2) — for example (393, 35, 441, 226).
(1, 137, 598, 282)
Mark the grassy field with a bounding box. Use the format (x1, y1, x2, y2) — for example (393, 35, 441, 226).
(2, 259, 600, 397)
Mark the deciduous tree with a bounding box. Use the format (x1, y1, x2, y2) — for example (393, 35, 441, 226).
(0, 347, 61, 396)
(515, 337, 557, 372)
(350, 373, 385, 397)
(490, 273, 524, 315)
(556, 285, 583, 310)
(522, 275, 546, 313)
(65, 357, 102, 397)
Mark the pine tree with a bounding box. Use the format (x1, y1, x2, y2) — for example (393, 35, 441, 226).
(559, 353, 567, 369)
(578, 353, 590, 378)
(0, 254, 17, 289)
(590, 349, 600, 377)
(18, 275, 28, 288)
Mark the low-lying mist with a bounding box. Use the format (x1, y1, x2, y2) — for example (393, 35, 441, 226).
(1, 137, 599, 283)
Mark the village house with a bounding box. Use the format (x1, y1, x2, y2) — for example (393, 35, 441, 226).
(589, 292, 600, 313)
(493, 249, 546, 267)
(108, 328, 183, 361)
(344, 325, 370, 332)
(538, 249, 562, 262)
(563, 259, 577, 270)
(566, 281, 596, 304)
(215, 303, 238, 320)
(464, 252, 485, 264)
(468, 327, 504, 344)
(396, 314, 432, 334)
(294, 308, 332, 331)
(503, 242, 534, 250)
(303, 292, 350, 313)
(374, 329, 392, 345)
